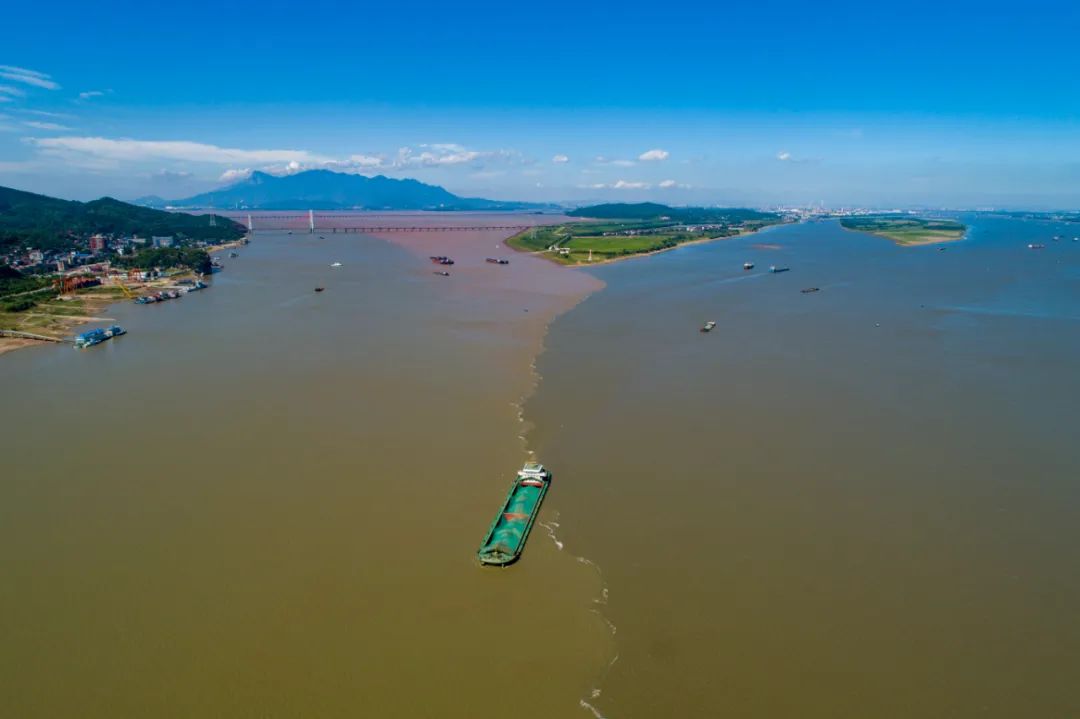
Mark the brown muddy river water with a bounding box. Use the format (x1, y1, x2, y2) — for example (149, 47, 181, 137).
(2, 214, 1078, 717)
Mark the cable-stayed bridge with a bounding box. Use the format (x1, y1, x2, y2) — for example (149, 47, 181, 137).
(212, 210, 541, 234)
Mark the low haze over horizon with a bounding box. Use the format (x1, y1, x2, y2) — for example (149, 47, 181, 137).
(2, 0, 1079, 208)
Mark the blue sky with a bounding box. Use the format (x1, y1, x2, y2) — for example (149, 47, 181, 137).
(2, 0, 1079, 207)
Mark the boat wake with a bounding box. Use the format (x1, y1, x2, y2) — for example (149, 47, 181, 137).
(579, 654, 620, 719)
(536, 514, 620, 716)
(537, 514, 564, 551)
(579, 696, 608, 719)
(510, 282, 619, 718)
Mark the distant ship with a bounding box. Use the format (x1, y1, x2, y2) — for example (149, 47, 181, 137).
(743, 262, 754, 270)
(700, 320, 717, 333)
(770, 266, 790, 273)
(486, 257, 510, 264)
(330, 262, 342, 267)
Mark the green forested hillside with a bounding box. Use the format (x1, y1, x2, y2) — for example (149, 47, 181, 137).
(0, 185, 244, 252)
(567, 202, 779, 224)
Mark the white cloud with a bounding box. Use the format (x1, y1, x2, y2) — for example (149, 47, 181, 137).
(583, 180, 652, 190)
(399, 143, 478, 167)
(638, 148, 669, 162)
(153, 168, 193, 181)
(552, 154, 569, 164)
(23, 109, 74, 119)
(218, 168, 253, 183)
(397, 143, 524, 169)
(22, 134, 525, 184)
(347, 153, 384, 168)
(0, 65, 60, 90)
(594, 155, 636, 167)
(659, 179, 677, 188)
(587, 180, 652, 188)
(776, 151, 792, 161)
(0, 85, 26, 98)
(78, 90, 107, 100)
(28, 136, 334, 166)
(23, 120, 71, 131)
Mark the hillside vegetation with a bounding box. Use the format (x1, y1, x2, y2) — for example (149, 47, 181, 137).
(0, 185, 244, 252)
(566, 202, 779, 224)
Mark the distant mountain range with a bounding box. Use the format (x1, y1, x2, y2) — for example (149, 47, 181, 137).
(1, 185, 244, 252)
(143, 170, 553, 211)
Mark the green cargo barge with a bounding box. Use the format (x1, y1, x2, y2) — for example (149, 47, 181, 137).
(477, 463, 551, 566)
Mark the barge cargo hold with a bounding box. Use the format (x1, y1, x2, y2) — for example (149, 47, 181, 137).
(477, 463, 551, 566)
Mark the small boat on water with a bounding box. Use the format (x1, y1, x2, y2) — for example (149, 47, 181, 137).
(1028, 243, 1045, 250)
(743, 262, 754, 270)
(486, 258, 510, 265)
(229, 251, 239, 258)
(700, 320, 717, 333)
(330, 262, 342, 267)
(801, 287, 820, 294)
(477, 463, 551, 566)
(434, 271, 450, 276)
(770, 266, 790, 273)
(74, 325, 125, 349)
(430, 256, 455, 266)
(314, 287, 325, 292)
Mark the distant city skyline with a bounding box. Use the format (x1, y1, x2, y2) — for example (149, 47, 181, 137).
(2, 0, 1079, 208)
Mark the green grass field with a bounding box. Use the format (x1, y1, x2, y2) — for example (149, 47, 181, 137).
(840, 216, 966, 246)
(507, 220, 755, 265)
